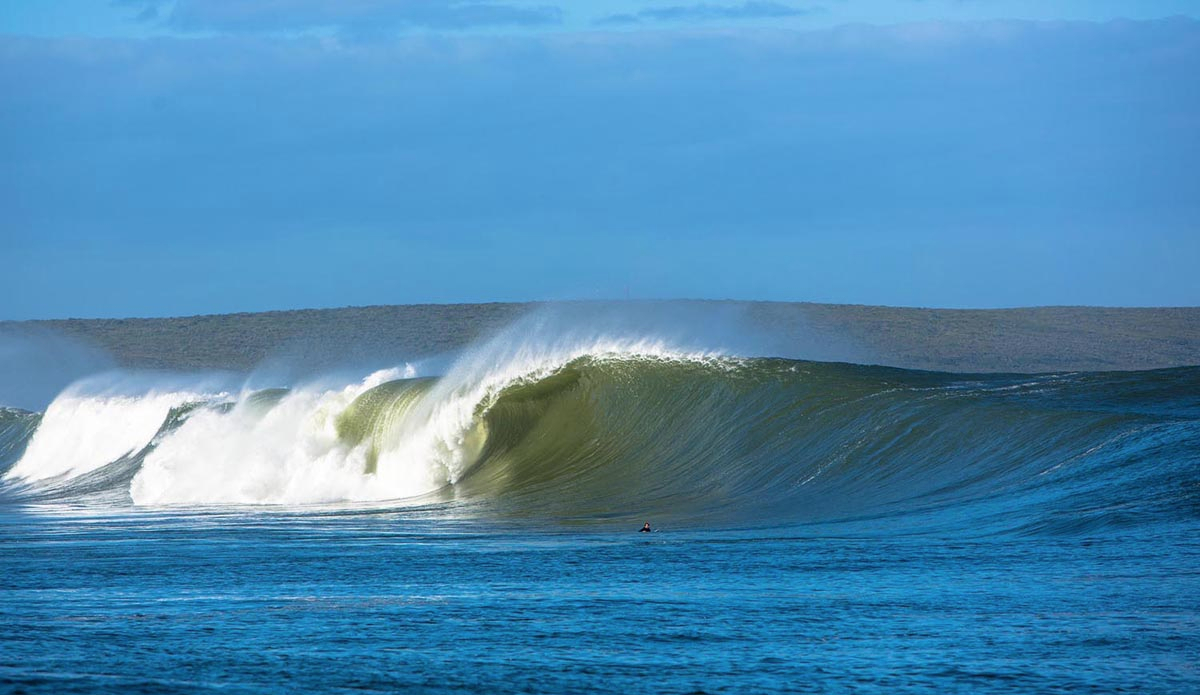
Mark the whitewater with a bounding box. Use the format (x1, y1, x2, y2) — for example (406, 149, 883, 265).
(2, 327, 738, 507)
(2, 311, 1197, 694)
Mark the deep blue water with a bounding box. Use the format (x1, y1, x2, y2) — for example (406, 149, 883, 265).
(2, 508, 1197, 694)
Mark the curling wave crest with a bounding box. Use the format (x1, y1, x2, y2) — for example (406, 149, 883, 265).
(1, 333, 1197, 534)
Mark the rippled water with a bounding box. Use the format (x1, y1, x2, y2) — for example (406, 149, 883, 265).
(2, 508, 1197, 694)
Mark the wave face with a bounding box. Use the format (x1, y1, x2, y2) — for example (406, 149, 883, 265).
(1, 339, 1197, 534)
(451, 358, 1200, 533)
(0, 407, 41, 476)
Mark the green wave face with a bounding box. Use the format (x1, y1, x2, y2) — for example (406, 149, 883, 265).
(441, 358, 1200, 531)
(0, 408, 42, 475)
(336, 378, 437, 474)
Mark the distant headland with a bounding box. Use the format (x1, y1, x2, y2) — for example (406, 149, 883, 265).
(4, 301, 1198, 374)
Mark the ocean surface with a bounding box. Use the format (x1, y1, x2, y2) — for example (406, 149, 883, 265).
(2, 325, 1198, 693)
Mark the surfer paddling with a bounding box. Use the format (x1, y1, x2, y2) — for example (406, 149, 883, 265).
(640, 522, 651, 533)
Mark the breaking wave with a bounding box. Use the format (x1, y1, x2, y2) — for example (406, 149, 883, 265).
(1, 331, 1197, 534)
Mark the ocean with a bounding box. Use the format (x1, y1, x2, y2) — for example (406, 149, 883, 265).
(2, 325, 1197, 693)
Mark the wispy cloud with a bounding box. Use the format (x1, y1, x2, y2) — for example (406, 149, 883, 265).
(597, 2, 816, 26)
(115, 0, 563, 33)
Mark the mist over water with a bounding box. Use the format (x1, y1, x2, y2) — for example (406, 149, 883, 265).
(0, 328, 115, 412)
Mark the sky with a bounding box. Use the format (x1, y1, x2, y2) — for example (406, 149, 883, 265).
(1, 1, 1198, 319)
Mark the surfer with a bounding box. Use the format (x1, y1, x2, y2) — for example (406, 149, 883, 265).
(640, 522, 651, 533)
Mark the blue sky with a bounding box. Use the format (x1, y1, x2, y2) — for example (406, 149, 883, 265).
(1, 1, 1198, 318)
(4, 1, 1199, 36)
